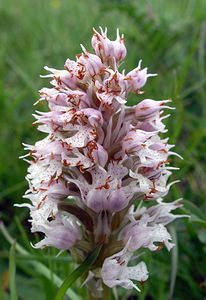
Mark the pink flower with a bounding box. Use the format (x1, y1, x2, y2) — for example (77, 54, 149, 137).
(124, 222, 174, 251)
(101, 241, 148, 291)
(19, 28, 184, 296)
(33, 214, 81, 250)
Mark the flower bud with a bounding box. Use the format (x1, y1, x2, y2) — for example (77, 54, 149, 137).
(86, 189, 107, 212)
(126, 60, 157, 93)
(108, 189, 128, 212)
(76, 45, 104, 79)
(92, 27, 126, 64)
(135, 99, 173, 120)
(41, 66, 77, 90)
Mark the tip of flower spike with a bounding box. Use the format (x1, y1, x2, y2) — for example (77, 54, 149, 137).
(14, 203, 31, 209)
(169, 151, 183, 160)
(99, 26, 107, 36)
(44, 66, 50, 71)
(148, 73, 158, 77)
(33, 98, 42, 106)
(93, 27, 101, 37)
(173, 197, 184, 205)
(80, 44, 87, 53)
(160, 100, 176, 110)
(116, 28, 123, 41)
(138, 60, 142, 69)
(40, 74, 50, 78)
(56, 250, 65, 257)
(19, 153, 30, 159)
(116, 28, 120, 37)
(163, 99, 172, 103)
(166, 167, 180, 171)
(40, 66, 54, 78)
(138, 90, 145, 95)
(132, 283, 141, 292)
(167, 180, 180, 189)
(161, 114, 171, 120)
(112, 57, 118, 70)
(30, 242, 39, 249)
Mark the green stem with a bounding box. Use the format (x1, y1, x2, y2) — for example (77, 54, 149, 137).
(103, 284, 111, 300)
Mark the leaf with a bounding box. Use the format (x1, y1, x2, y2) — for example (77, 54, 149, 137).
(169, 226, 178, 300)
(180, 200, 206, 227)
(6, 57, 37, 97)
(197, 229, 206, 244)
(14, 216, 34, 252)
(0, 181, 26, 200)
(55, 244, 102, 300)
(16, 274, 44, 300)
(189, 215, 206, 227)
(182, 200, 205, 219)
(9, 242, 18, 300)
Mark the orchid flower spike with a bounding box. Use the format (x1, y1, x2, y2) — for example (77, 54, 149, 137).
(18, 28, 185, 299)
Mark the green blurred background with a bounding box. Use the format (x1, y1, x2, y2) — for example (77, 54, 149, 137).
(0, 0, 206, 299)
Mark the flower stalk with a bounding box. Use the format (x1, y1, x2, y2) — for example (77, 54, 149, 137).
(102, 283, 111, 300)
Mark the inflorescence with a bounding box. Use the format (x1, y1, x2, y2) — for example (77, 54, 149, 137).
(19, 28, 184, 297)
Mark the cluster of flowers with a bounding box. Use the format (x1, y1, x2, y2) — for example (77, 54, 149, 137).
(19, 28, 183, 297)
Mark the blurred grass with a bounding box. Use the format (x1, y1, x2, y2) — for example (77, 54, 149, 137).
(0, 0, 206, 299)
